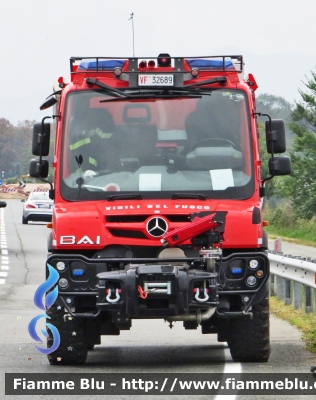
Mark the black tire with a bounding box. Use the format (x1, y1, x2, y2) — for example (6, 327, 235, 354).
(22, 216, 28, 224)
(228, 297, 270, 362)
(46, 306, 88, 365)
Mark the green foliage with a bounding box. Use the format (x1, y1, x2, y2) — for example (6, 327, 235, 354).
(284, 70, 316, 219)
(0, 118, 55, 181)
(0, 119, 37, 178)
(263, 202, 316, 244)
(4, 178, 18, 184)
(270, 296, 316, 354)
(0, 118, 15, 176)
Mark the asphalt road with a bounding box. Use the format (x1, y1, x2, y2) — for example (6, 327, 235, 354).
(268, 238, 316, 259)
(0, 199, 316, 399)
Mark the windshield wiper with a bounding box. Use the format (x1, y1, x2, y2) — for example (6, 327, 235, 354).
(184, 76, 227, 88)
(171, 193, 208, 200)
(107, 194, 143, 201)
(87, 76, 226, 99)
(85, 78, 129, 98)
(99, 88, 204, 103)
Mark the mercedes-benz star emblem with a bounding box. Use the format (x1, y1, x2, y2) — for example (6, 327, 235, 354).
(146, 217, 168, 238)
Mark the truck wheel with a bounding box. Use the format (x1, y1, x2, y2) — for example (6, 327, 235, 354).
(46, 306, 88, 365)
(228, 297, 270, 362)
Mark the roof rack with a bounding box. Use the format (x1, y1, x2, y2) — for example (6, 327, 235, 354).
(70, 55, 244, 74)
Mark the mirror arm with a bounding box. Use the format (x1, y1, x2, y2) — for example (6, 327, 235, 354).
(38, 116, 54, 192)
(254, 112, 275, 196)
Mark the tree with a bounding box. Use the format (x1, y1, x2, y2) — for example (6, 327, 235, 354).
(14, 120, 37, 174)
(283, 70, 316, 219)
(0, 118, 15, 177)
(257, 93, 295, 149)
(256, 93, 293, 121)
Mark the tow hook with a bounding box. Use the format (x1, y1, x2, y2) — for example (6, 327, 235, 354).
(194, 281, 209, 302)
(106, 288, 121, 303)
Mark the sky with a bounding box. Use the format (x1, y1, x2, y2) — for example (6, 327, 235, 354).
(1, 0, 316, 124)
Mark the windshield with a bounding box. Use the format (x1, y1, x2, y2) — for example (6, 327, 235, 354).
(60, 89, 254, 201)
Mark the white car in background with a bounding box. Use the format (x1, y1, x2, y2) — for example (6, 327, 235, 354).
(22, 190, 53, 224)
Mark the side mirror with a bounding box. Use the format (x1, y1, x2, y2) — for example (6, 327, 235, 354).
(265, 119, 286, 154)
(29, 159, 49, 179)
(0, 201, 6, 208)
(40, 96, 58, 111)
(269, 156, 291, 176)
(32, 122, 50, 156)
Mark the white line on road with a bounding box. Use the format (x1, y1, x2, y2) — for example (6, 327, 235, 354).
(214, 348, 242, 400)
(0, 208, 8, 284)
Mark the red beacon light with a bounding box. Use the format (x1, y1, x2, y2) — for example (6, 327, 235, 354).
(139, 60, 147, 68)
(58, 76, 66, 88)
(157, 53, 171, 67)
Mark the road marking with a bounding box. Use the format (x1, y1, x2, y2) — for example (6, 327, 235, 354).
(214, 348, 242, 400)
(0, 208, 8, 284)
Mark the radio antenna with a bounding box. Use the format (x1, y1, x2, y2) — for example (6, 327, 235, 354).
(129, 12, 135, 57)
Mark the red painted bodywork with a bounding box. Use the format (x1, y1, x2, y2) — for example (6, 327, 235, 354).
(51, 197, 263, 250)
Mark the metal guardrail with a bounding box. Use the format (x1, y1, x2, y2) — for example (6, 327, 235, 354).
(268, 239, 316, 313)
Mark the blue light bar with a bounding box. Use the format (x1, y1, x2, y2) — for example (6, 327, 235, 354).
(187, 59, 235, 69)
(72, 269, 85, 276)
(230, 267, 243, 275)
(78, 60, 126, 71)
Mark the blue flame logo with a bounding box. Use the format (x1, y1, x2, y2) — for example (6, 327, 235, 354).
(28, 264, 61, 354)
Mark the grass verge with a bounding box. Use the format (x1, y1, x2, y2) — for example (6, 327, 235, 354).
(268, 232, 316, 248)
(270, 296, 316, 354)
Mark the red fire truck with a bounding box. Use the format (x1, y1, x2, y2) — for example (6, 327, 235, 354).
(30, 54, 291, 364)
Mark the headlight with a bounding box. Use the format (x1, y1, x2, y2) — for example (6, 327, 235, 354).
(246, 276, 257, 286)
(249, 259, 259, 269)
(56, 261, 66, 271)
(59, 278, 69, 288)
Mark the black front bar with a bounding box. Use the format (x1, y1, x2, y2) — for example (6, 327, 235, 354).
(96, 264, 218, 317)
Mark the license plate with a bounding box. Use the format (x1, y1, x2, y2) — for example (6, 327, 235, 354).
(38, 204, 50, 209)
(138, 74, 174, 86)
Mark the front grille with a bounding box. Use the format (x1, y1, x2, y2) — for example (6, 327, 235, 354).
(106, 215, 147, 223)
(106, 214, 191, 223)
(108, 229, 147, 239)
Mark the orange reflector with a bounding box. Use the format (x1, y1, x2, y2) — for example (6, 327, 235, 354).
(263, 221, 269, 226)
(46, 223, 52, 229)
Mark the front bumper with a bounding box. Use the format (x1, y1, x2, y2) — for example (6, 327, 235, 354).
(47, 251, 269, 319)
